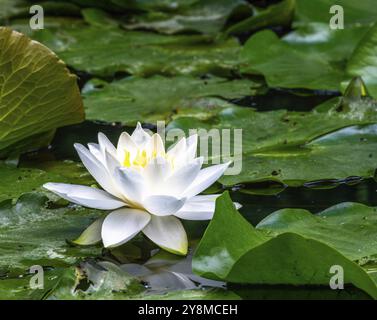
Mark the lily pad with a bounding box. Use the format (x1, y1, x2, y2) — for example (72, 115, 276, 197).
(240, 25, 370, 91)
(0, 160, 94, 202)
(193, 192, 377, 299)
(21, 20, 241, 77)
(226, 0, 295, 35)
(347, 23, 377, 98)
(124, 0, 250, 35)
(294, 0, 377, 26)
(0, 193, 102, 273)
(83, 75, 263, 125)
(168, 91, 377, 188)
(0, 27, 84, 157)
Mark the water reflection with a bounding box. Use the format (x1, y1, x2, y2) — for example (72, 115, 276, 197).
(83, 249, 225, 294)
(234, 179, 377, 225)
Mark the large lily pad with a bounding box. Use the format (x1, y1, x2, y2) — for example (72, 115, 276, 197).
(226, 0, 295, 35)
(240, 24, 370, 92)
(0, 193, 102, 272)
(83, 75, 263, 125)
(0, 27, 84, 157)
(240, 0, 377, 95)
(168, 92, 377, 188)
(0, 160, 94, 202)
(193, 192, 377, 299)
(124, 0, 250, 35)
(294, 0, 377, 26)
(347, 23, 377, 98)
(20, 19, 241, 77)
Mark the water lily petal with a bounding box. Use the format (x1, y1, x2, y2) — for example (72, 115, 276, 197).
(114, 167, 147, 204)
(174, 195, 218, 220)
(185, 134, 198, 161)
(72, 217, 105, 245)
(143, 156, 172, 193)
(167, 137, 186, 160)
(88, 143, 103, 163)
(146, 133, 165, 158)
(143, 195, 186, 216)
(164, 157, 203, 196)
(131, 122, 151, 147)
(74, 143, 119, 196)
(43, 183, 125, 210)
(175, 195, 241, 220)
(182, 162, 231, 198)
(98, 132, 117, 158)
(142, 215, 188, 255)
(117, 131, 137, 163)
(104, 149, 120, 175)
(102, 208, 151, 248)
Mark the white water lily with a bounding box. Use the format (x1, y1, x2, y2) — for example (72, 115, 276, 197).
(44, 123, 239, 255)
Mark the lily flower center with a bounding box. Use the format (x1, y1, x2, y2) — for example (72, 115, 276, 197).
(122, 148, 171, 169)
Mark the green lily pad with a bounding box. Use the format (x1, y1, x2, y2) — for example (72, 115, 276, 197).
(347, 23, 377, 98)
(83, 75, 263, 125)
(294, 0, 377, 26)
(226, 0, 295, 35)
(20, 19, 241, 77)
(0, 193, 102, 272)
(0, 27, 84, 157)
(240, 0, 377, 95)
(193, 192, 377, 299)
(124, 0, 250, 35)
(0, 160, 94, 202)
(168, 88, 377, 188)
(240, 25, 370, 91)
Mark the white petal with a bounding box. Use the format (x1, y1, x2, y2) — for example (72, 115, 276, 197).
(131, 122, 151, 147)
(101, 208, 151, 248)
(185, 134, 198, 161)
(43, 183, 125, 210)
(182, 162, 231, 198)
(114, 167, 147, 205)
(167, 137, 186, 159)
(142, 215, 188, 255)
(72, 217, 105, 245)
(175, 195, 240, 220)
(88, 143, 103, 163)
(143, 157, 172, 193)
(104, 149, 120, 175)
(174, 195, 218, 220)
(74, 143, 119, 196)
(98, 132, 117, 158)
(117, 131, 137, 162)
(142, 195, 186, 216)
(146, 133, 165, 157)
(164, 157, 203, 196)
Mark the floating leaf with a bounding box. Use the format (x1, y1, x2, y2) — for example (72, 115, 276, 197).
(240, 25, 369, 91)
(124, 0, 250, 34)
(347, 23, 377, 98)
(294, 0, 377, 26)
(193, 192, 377, 299)
(83, 75, 263, 125)
(0, 27, 84, 157)
(0, 193, 102, 272)
(168, 92, 377, 188)
(0, 160, 94, 202)
(226, 0, 295, 35)
(20, 20, 241, 77)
